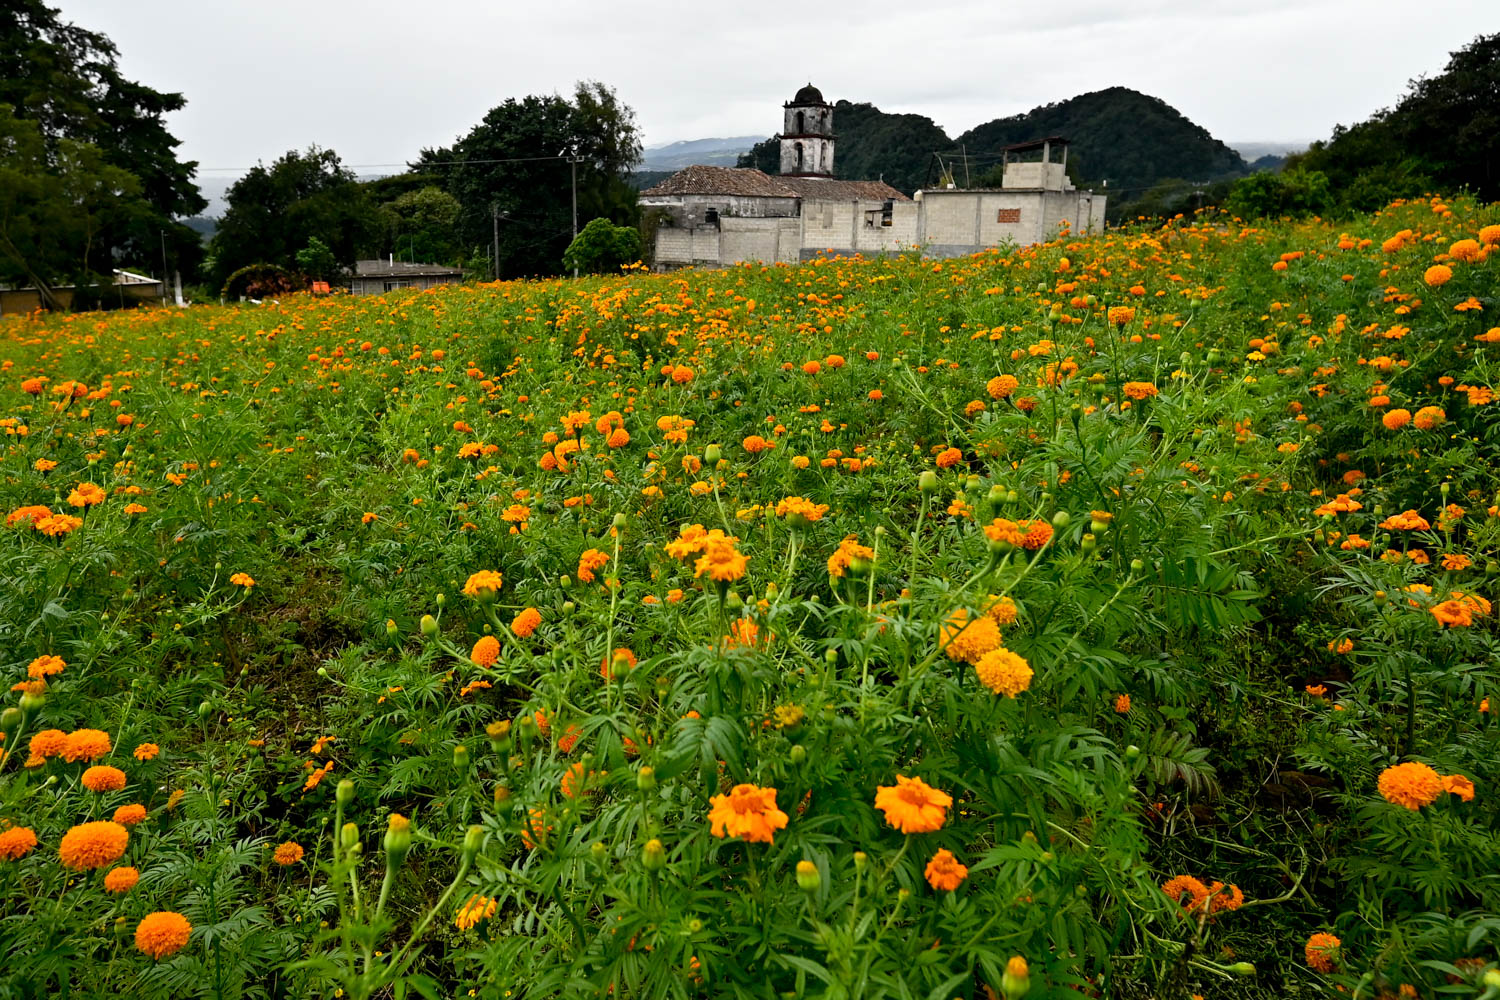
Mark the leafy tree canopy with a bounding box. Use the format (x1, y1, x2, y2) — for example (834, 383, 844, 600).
(208, 147, 379, 288)
(563, 217, 642, 275)
(0, 1, 206, 298)
(424, 81, 642, 277)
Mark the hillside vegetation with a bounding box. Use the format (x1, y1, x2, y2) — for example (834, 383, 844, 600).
(1, 197, 1498, 999)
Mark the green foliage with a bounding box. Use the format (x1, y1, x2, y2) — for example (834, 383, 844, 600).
(220, 262, 304, 300)
(428, 81, 642, 278)
(209, 146, 379, 289)
(563, 217, 642, 274)
(0, 2, 204, 294)
(1224, 168, 1334, 220)
(294, 237, 340, 282)
(379, 186, 463, 266)
(1298, 32, 1500, 204)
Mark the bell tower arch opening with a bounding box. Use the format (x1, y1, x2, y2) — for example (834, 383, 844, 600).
(779, 83, 834, 178)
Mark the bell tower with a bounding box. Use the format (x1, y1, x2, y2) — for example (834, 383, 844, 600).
(780, 84, 834, 177)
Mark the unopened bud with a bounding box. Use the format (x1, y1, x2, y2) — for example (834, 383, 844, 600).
(1230, 962, 1256, 977)
(340, 822, 359, 851)
(853, 851, 868, 874)
(420, 614, 438, 637)
(462, 825, 484, 862)
(18, 691, 44, 714)
(336, 779, 355, 806)
(796, 859, 821, 893)
(919, 470, 938, 493)
(1051, 510, 1071, 529)
(453, 744, 470, 769)
(1002, 956, 1030, 999)
(1, 707, 21, 729)
(704, 444, 721, 464)
(1080, 533, 1096, 552)
(486, 719, 512, 750)
(612, 512, 628, 531)
(492, 783, 511, 804)
(642, 837, 666, 871)
(1129, 558, 1145, 574)
(435, 592, 446, 609)
(384, 814, 412, 868)
(591, 841, 607, 865)
(637, 765, 656, 792)
(1125, 744, 1140, 760)
(386, 619, 398, 638)
(1373, 590, 1387, 607)
(789, 744, 807, 765)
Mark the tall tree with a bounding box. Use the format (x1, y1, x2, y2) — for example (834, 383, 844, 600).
(208, 147, 379, 289)
(0, 1, 207, 288)
(426, 81, 642, 277)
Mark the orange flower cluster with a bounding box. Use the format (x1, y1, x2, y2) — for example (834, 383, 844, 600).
(873, 775, 951, 834)
(983, 518, 1053, 550)
(1377, 760, 1474, 809)
(707, 784, 788, 844)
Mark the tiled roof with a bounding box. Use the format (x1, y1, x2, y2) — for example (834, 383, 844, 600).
(640, 165, 911, 202)
(776, 176, 911, 202)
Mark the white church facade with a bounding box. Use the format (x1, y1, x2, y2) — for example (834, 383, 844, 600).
(639, 85, 1106, 270)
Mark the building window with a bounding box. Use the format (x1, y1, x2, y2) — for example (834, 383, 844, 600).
(795, 110, 805, 133)
(881, 200, 893, 227)
(795, 142, 804, 171)
(997, 208, 1021, 224)
(704, 208, 719, 225)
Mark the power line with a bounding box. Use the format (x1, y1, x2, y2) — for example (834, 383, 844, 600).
(194, 153, 592, 174)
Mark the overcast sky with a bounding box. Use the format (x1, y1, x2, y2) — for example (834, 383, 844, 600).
(60, 0, 1498, 177)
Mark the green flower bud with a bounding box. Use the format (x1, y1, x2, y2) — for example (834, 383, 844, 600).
(1001, 956, 1030, 999)
(336, 779, 355, 806)
(919, 470, 938, 493)
(317, 666, 329, 678)
(1129, 558, 1145, 574)
(384, 814, 412, 869)
(591, 841, 607, 865)
(1080, 532, 1096, 552)
(796, 859, 821, 893)
(1051, 510, 1071, 529)
(18, 691, 44, 714)
(462, 825, 484, 863)
(492, 783, 511, 804)
(560, 575, 572, 589)
(704, 444, 721, 464)
(1090, 515, 1110, 535)
(420, 614, 438, 637)
(642, 837, 666, 871)
(517, 714, 538, 741)
(1230, 962, 1256, 976)
(1373, 590, 1387, 607)
(853, 851, 868, 874)
(1125, 745, 1140, 760)
(789, 745, 807, 766)
(486, 719, 512, 751)
(385, 619, 399, 639)
(1, 707, 22, 730)
(197, 701, 212, 719)
(687, 917, 704, 933)
(612, 512, 628, 531)
(726, 590, 743, 610)
(340, 822, 359, 851)
(637, 766, 656, 792)
(435, 592, 446, 609)
(453, 744, 470, 769)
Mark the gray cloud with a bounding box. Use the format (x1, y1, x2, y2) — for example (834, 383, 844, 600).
(58, 0, 1498, 177)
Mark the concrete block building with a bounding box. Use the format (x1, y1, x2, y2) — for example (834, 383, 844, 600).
(640, 86, 1105, 269)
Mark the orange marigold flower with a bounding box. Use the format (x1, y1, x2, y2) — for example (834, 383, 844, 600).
(1378, 761, 1443, 809)
(1162, 874, 1211, 913)
(1412, 405, 1445, 430)
(1107, 306, 1135, 325)
(742, 434, 771, 454)
(471, 635, 500, 667)
(62, 728, 111, 763)
(1305, 932, 1340, 973)
(1443, 774, 1475, 802)
(112, 803, 148, 826)
(1382, 408, 1411, 430)
(229, 572, 255, 588)
(104, 866, 140, 893)
(455, 894, 498, 930)
(26, 655, 66, 678)
(134, 742, 160, 761)
(1423, 264, 1452, 287)
(1210, 882, 1245, 912)
(511, 607, 542, 637)
(935, 447, 963, 468)
(67, 482, 106, 508)
(826, 535, 874, 578)
(273, 841, 305, 865)
(1379, 510, 1430, 531)
(58, 820, 129, 870)
(669, 364, 694, 384)
(35, 513, 82, 536)
(1115, 693, 1132, 713)
(0, 826, 39, 860)
(577, 548, 610, 583)
(6, 505, 53, 528)
(694, 540, 748, 582)
(775, 496, 829, 524)
(1449, 238, 1482, 262)
(1122, 381, 1159, 400)
(29, 729, 68, 759)
(82, 765, 127, 792)
(462, 569, 503, 598)
(1431, 600, 1472, 628)
(987, 374, 1019, 399)
(939, 609, 1001, 664)
(135, 911, 192, 960)
(600, 646, 637, 680)
(708, 783, 788, 844)
(924, 848, 969, 891)
(974, 647, 1032, 697)
(873, 774, 952, 834)
(984, 594, 1018, 624)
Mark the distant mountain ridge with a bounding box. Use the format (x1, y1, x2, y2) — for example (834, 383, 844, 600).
(642, 136, 762, 172)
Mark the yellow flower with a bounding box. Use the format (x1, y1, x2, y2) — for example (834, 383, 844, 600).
(974, 647, 1032, 697)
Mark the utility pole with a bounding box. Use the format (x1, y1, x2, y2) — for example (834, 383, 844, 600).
(570, 151, 581, 278)
(159, 230, 168, 306)
(492, 204, 499, 282)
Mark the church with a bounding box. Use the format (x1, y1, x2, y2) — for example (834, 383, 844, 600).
(639, 85, 1106, 269)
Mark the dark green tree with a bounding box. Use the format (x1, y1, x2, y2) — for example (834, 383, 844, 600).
(0, 105, 153, 309)
(294, 237, 339, 282)
(208, 147, 379, 287)
(1297, 32, 1498, 204)
(1223, 168, 1333, 220)
(380, 186, 462, 265)
(563, 217, 642, 274)
(0, 1, 207, 295)
(427, 81, 641, 277)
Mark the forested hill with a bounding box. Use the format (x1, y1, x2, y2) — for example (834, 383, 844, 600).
(957, 88, 1248, 195)
(737, 88, 1248, 200)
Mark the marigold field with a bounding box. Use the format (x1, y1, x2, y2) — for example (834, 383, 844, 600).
(2, 198, 1499, 1000)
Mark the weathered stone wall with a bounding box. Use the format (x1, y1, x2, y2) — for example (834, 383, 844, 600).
(721, 217, 801, 265)
(653, 226, 721, 268)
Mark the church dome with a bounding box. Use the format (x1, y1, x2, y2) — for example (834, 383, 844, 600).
(792, 84, 824, 105)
